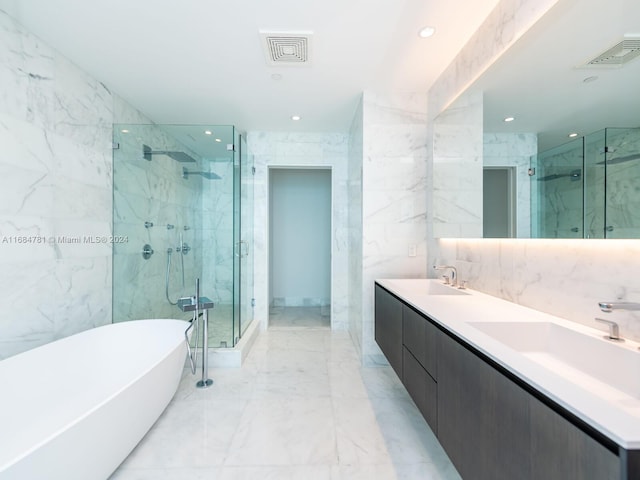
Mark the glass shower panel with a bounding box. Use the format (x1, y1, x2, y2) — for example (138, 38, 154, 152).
(240, 134, 254, 336)
(583, 129, 606, 239)
(112, 123, 252, 348)
(232, 128, 241, 345)
(530, 138, 584, 238)
(604, 128, 640, 238)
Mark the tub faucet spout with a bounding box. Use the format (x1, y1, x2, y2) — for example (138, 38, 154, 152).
(598, 301, 640, 313)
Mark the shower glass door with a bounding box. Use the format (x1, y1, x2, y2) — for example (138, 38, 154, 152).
(112, 123, 253, 347)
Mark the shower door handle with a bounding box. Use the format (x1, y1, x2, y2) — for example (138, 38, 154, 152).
(235, 240, 249, 258)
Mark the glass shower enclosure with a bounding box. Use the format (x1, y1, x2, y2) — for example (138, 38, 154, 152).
(530, 127, 640, 238)
(112, 124, 253, 347)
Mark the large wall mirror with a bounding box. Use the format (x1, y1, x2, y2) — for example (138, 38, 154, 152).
(433, 0, 640, 239)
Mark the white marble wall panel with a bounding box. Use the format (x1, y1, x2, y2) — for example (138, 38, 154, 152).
(361, 91, 428, 365)
(432, 92, 483, 238)
(428, 0, 640, 346)
(348, 97, 364, 359)
(0, 9, 113, 359)
(484, 132, 536, 238)
(247, 132, 350, 332)
(438, 238, 640, 342)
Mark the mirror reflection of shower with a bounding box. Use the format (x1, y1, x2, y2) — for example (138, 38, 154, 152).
(182, 167, 221, 180)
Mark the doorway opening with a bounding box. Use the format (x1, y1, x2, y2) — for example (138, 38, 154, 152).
(268, 167, 332, 328)
(483, 167, 516, 238)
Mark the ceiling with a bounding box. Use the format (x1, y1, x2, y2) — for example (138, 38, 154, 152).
(474, 0, 640, 151)
(0, 0, 501, 133)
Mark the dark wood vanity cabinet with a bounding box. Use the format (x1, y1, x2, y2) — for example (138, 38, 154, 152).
(374, 285, 403, 378)
(402, 305, 438, 432)
(374, 282, 630, 480)
(438, 332, 531, 480)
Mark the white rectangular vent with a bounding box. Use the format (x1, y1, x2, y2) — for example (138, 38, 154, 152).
(260, 31, 312, 65)
(586, 35, 640, 66)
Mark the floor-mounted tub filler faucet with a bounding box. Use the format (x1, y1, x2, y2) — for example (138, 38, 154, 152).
(434, 265, 458, 287)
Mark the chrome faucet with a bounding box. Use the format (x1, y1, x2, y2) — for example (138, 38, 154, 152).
(434, 265, 458, 287)
(598, 301, 640, 313)
(594, 318, 623, 341)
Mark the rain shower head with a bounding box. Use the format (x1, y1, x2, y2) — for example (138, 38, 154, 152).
(537, 169, 582, 182)
(596, 153, 640, 165)
(182, 167, 221, 180)
(143, 144, 196, 163)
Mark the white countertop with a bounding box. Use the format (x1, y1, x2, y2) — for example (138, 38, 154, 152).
(376, 278, 640, 449)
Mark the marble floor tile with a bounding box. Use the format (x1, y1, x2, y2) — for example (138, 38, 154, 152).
(110, 313, 460, 479)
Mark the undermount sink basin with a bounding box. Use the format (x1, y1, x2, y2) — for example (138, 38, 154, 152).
(470, 321, 640, 399)
(424, 281, 470, 296)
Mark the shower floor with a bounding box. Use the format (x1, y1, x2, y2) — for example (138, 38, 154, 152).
(207, 303, 236, 347)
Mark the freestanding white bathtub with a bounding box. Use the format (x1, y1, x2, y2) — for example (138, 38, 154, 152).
(0, 319, 188, 480)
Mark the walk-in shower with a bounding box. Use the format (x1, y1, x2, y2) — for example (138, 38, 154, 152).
(112, 124, 254, 348)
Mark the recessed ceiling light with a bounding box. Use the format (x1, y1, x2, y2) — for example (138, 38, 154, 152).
(215, 138, 222, 143)
(504, 116, 515, 122)
(121, 129, 129, 133)
(418, 26, 436, 38)
(291, 115, 301, 121)
(568, 132, 579, 138)
(204, 130, 212, 135)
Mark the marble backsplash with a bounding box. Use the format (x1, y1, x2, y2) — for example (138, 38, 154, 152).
(437, 238, 640, 343)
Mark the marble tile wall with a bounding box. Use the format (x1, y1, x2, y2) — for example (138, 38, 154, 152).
(248, 132, 350, 332)
(432, 92, 483, 238)
(0, 9, 113, 359)
(360, 91, 428, 366)
(428, 0, 640, 343)
(348, 97, 364, 359)
(437, 238, 640, 342)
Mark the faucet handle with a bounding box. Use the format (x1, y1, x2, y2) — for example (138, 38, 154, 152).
(595, 317, 623, 342)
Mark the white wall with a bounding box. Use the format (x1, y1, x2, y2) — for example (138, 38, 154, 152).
(269, 168, 331, 307)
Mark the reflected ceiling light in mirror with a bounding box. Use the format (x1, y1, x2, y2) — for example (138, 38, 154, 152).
(504, 116, 515, 122)
(204, 130, 212, 135)
(215, 138, 221, 143)
(418, 26, 436, 38)
(121, 129, 129, 133)
(291, 115, 301, 121)
(568, 132, 579, 138)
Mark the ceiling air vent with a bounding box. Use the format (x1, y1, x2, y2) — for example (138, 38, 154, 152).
(585, 35, 640, 67)
(260, 31, 312, 66)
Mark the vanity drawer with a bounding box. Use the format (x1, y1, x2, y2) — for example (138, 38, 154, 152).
(403, 304, 437, 379)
